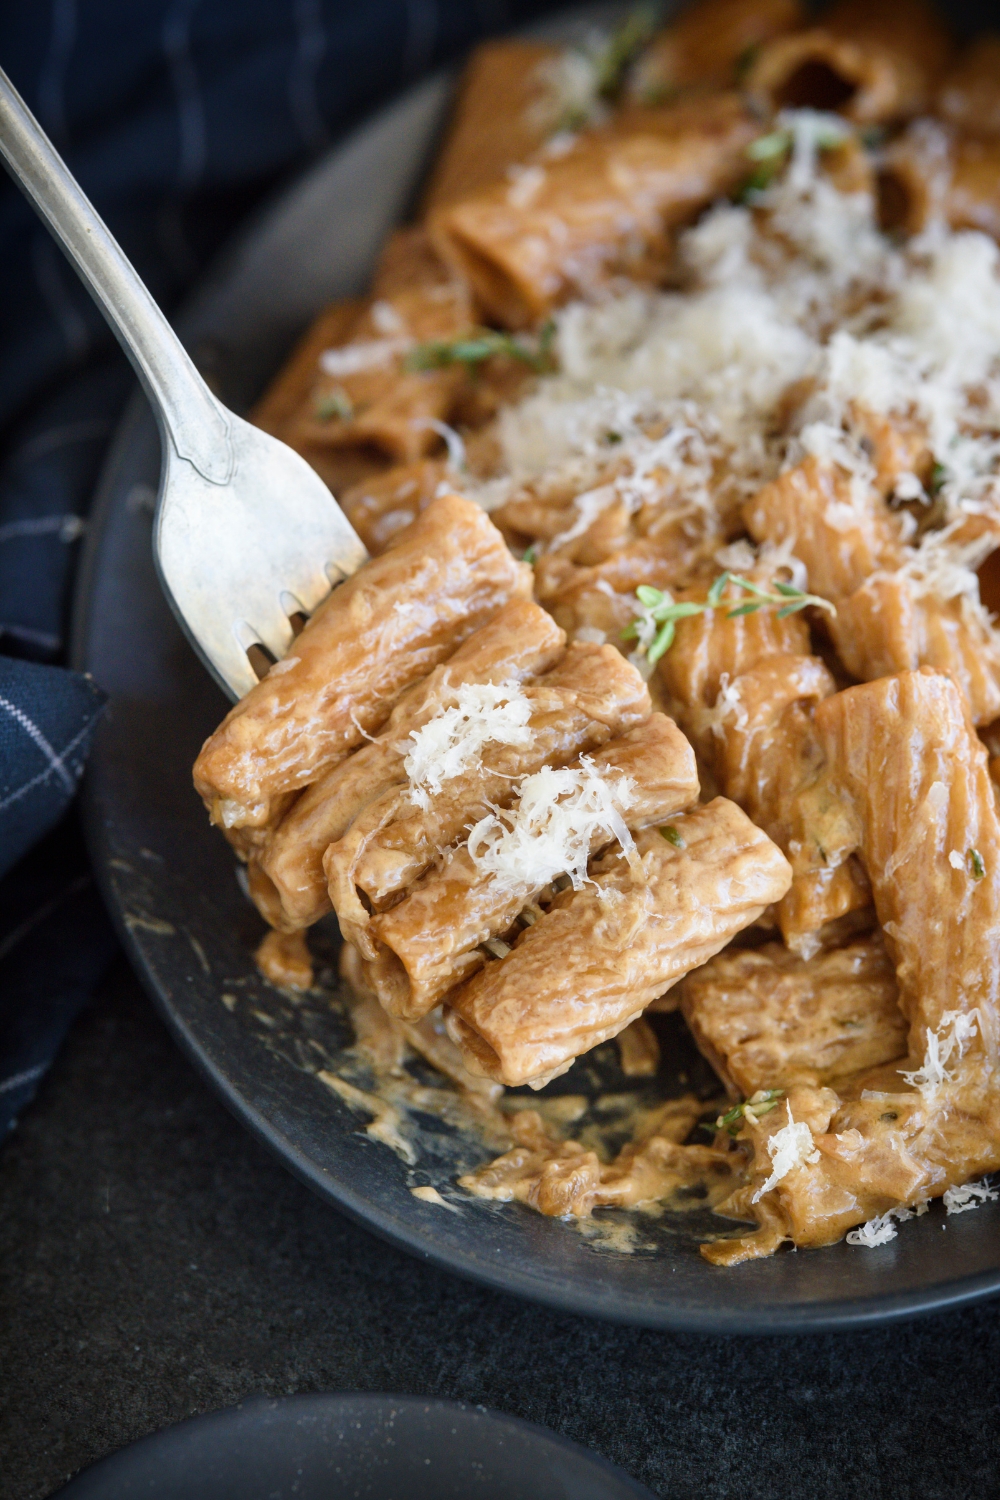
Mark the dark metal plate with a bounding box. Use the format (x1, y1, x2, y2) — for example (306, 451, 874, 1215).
(51, 1393, 658, 1498)
(72, 21, 1000, 1333)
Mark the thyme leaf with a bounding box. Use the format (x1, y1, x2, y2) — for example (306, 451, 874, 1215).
(623, 573, 835, 661)
(594, 4, 663, 101)
(660, 825, 684, 848)
(716, 1089, 785, 1136)
(404, 326, 557, 374)
(737, 124, 849, 202)
(314, 388, 354, 421)
(969, 848, 986, 881)
(734, 42, 760, 81)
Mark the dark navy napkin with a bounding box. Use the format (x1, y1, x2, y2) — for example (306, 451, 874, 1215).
(0, 0, 558, 1138)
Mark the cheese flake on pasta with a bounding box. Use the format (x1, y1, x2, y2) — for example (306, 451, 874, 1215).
(466, 112, 1000, 627)
(899, 1009, 981, 1099)
(466, 760, 637, 897)
(847, 1199, 931, 1247)
(943, 1179, 999, 1215)
(751, 1103, 820, 1203)
(403, 681, 533, 811)
(846, 1213, 900, 1248)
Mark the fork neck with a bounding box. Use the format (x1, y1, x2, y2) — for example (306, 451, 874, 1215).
(0, 66, 233, 486)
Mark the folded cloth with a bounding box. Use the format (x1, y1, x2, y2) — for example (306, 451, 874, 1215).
(0, 811, 118, 1137)
(0, 0, 561, 1140)
(0, 657, 107, 880)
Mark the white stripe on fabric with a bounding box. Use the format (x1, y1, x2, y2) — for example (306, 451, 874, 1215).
(163, 0, 207, 189)
(37, 0, 77, 140)
(290, 0, 329, 151)
(32, 236, 90, 362)
(0, 516, 84, 545)
(0, 874, 91, 964)
(0, 718, 93, 812)
(0, 1064, 48, 1098)
(0, 695, 81, 798)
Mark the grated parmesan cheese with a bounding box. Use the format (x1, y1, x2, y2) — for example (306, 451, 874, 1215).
(706, 673, 749, 742)
(847, 1200, 930, 1248)
(466, 760, 638, 898)
(752, 1102, 820, 1202)
(403, 682, 534, 811)
(463, 109, 1000, 633)
(319, 337, 410, 378)
(506, 163, 547, 210)
(942, 1178, 999, 1214)
(846, 1213, 900, 1248)
(526, 36, 611, 137)
(370, 299, 406, 335)
(899, 1008, 982, 1098)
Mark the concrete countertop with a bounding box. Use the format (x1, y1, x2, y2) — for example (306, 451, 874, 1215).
(2, 962, 997, 1500)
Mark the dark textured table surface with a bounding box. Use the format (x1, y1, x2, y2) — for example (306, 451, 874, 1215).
(3, 961, 1000, 1500)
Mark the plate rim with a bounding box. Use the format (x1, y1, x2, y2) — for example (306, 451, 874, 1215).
(50, 1390, 659, 1497)
(72, 33, 1000, 1338)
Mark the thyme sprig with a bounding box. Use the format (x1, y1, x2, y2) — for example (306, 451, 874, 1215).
(314, 387, 354, 421)
(737, 122, 851, 201)
(404, 322, 556, 375)
(716, 1089, 785, 1136)
(622, 572, 835, 665)
(593, 3, 663, 101)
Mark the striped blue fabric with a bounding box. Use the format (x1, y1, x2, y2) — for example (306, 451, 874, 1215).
(0, 0, 558, 1138)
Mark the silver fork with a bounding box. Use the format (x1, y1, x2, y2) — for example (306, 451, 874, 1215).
(0, 67, 368, 702)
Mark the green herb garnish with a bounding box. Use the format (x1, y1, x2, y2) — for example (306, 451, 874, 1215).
(622, 572, 835, 664)
(594, 4, 663, 101)
(522, 545, 539, 566)
(404, 326, 557, 375)
(736, 123, 848, 202)
(929, 462, 948, 496)
(660, 825, 684, 848)
(969, 848, 986, 881)
(716, 1089, 784, 1136)
(735, 130, 793, 200)
(747, 130, 792, 163)
(314, 388, 354, 421)
(734, 42, 760, 82)
(639, 81, 678, 106)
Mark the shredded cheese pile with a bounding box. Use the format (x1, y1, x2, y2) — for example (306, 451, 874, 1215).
(403, 681, 534, 810)
(847, 1201, 929, 1248)
(468, 109, 1000, 626)
(942, 1179, 999, 1214)
(466, 761, 638, 897)
(847, 1181, 999, 1249)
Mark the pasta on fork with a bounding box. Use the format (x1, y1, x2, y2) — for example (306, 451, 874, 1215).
(196, 0, 1000, 1265)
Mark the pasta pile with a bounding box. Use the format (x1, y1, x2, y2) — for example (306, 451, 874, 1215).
(197, 0, 1000, 1264)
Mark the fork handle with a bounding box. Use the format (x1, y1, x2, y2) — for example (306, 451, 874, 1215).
(0, 66, 233, 485)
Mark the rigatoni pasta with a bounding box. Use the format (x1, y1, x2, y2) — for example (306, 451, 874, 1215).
(194, 0, 1000, 1269)
(364, 713, 699, 1021)
(193, 492, 531, 846)
(444, 801, 792, 1088)
(429, 93, 758, 328)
